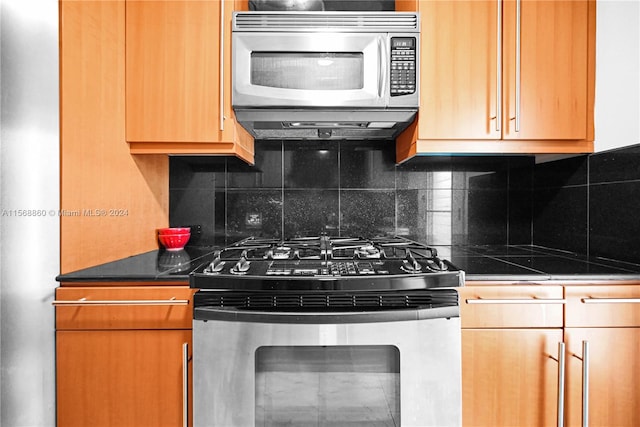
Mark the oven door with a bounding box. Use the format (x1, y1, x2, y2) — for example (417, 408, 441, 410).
(193, 307, 461, 427)
(232, 32, 388, 108)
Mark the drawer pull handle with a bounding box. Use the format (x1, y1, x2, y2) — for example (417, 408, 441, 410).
(183, 342, 189, 427)
(466, 298, 566, 304)
(581, 298, 640, 304)
(556, 342, 566, 427)
(582, 340, 590, 427)
(495, 0, 502, 132)
(52, 297, 189, 306)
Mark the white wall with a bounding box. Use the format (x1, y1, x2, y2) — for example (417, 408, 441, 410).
(0, 0, 58, 425)
(594, 0, 640, 152)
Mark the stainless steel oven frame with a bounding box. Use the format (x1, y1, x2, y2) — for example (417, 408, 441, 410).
(193, 307, 461, 427)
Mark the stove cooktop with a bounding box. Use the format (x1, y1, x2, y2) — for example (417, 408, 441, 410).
(190, 236, 463, 291)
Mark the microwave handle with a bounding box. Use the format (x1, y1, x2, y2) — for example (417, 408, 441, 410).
(377, 36, 386, 98)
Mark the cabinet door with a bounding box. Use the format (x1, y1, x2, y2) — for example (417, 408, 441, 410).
(502, 0, 589, 140)
(565, 328, 640, 427)
(125, 0, 221, 143)
(57, 329, 191, 427)
(417, 0, 500, 140)
(462, 329, 563, 427)
(125, 0, 253, 161)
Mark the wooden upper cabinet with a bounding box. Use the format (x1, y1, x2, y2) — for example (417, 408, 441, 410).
(502, 0, 589, 140)
(125, 0, 254, 163)
(398, 0, 595, 161)
(416, 1, 500, 141)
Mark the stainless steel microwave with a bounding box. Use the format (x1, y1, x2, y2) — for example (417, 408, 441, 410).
(231, 11, 420, 140)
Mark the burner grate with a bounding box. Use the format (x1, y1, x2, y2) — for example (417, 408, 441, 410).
(195, 289, 458, 311)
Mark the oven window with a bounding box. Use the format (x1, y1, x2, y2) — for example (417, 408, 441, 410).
(250, 52, 364, 90)
(255, 345, 400, 426)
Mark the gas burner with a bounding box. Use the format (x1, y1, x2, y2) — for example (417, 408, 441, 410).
(270, 246, 292, 260)
(354, 244, 381, 259)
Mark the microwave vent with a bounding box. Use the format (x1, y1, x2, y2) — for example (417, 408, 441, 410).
(233, 12, 419, 32)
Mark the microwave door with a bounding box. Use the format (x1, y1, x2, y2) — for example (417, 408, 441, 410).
(233, 33, 387, 108)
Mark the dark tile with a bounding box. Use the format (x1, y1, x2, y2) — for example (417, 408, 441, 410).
(213, 190, 226, 245)
(340, 190, 395, 237)
(508, 158, 535, 190)
(228, 141, 282, 189)
(589, 181, 640, 263)
(500, 256, 636, 276)
(340, 143, 395, 189)
(397, 156, 453, 174)
(462, 245, 544, 256)
(449, 255, 547, 277)
(169, 157, 217, 189)
(169, 188, 216, 244)
(509, 189, 532, 244)
(533, 186, 588, 254)
(397, 156, 529, 190)
(283, 189, 339, 237)
(534, 155, 588, 189)
(467, 170, 508, 191)
(283, 141, 339, 189)
(589, 144, 640, 184)
(467, 188, 508, 245)
(397, 189, 463, 245)
(397, 169, 454, 190)
(226, 190, 283, 241)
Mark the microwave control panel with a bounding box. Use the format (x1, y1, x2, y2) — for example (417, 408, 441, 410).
(390, 37, 417, 96)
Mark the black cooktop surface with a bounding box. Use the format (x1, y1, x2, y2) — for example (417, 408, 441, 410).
(190, 236, 463, 291)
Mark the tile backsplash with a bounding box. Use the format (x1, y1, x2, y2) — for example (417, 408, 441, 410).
(527, 144, 640, 264)
(170, 141, 640, 264)
(170, 141, 533, 247)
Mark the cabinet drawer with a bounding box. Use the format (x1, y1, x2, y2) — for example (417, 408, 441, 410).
(565, 284, 640, 327)
(458, 285, 564, 328)
(55, 286, 195, 330)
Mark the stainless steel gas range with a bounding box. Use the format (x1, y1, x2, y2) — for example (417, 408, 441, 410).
(190, 236, 464, 427)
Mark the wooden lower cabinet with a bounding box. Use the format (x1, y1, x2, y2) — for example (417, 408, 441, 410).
(57, 330, 191, 427)
(55, 285, 194, 427)
(459, 285, 565, 427)
(564, 284, 640, 427)
(462, 329, 563, 427)
(564, 328, 640, 427)
(461, 282, 640, 427)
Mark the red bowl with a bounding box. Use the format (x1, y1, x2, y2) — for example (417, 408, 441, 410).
(158, 233, 190, 250)
(158, 227, 191, 235)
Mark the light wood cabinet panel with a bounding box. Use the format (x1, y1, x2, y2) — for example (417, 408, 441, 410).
(460, 284, 564, 426)
(563, 283, 640, 427)
(57, 329, 191, 427)
(55, 286, 195, 330)
(397, 0, 595, 161)
(565, 328, 640, 427)
(462, 329, 563, 427)
(56, 286, 194, 427)
(59, 0, 169, 272)
(458, 285, 564, 328)
(416, 0, 499, 140)
(125, 0, 254, 162)
(502, 0, 589, 140)
(125, 0, 219, 143)
(565, 284, 640, 327)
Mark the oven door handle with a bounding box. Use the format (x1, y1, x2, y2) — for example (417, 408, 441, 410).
(193, 305, 459, 324)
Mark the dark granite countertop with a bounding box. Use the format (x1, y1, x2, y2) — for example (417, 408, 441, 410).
(56, 246, 219, 283)
(56, 244, 640, 283)
(437, 245, 640, 282)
